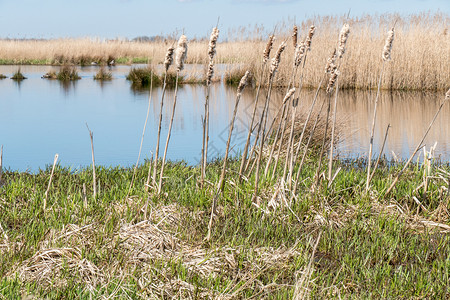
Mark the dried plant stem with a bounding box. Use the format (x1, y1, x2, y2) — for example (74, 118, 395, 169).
(270, 104, 291, 179)
(369, 124, 390, 184)
(253, 81, 274, 201)
(366, 61, 386, 191)
(201, 87, 211, 186)
(327, 79, 339, 181)
(238, 63, 268, 181)
(86, 124, 97, 199)
(292, 98, 326, 196)
(385, 96, 448, 197)
(145, 154, 153, 193)
(218, 93, 243, 192)
(128, 71, 153, 197)
(152, 72, 168, 186)
(290, 75, 326, 182)
(44, 153, 59, 211)
(158, 73, 180, 195)
(264, 104, 288, 176)
(313, 94, 332, 189)
(283, 99, 298, 182)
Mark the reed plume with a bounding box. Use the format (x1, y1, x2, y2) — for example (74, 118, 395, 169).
(305, 25, 316, 51)
(325, 49, 337, 74)
(337, 23, 350, 58)
(326, 69, 340, 94)
(263, 35, 275, 63)
(201, 27, 219, 186)
(283, 88, 296, 103)
(175, 35, 188, 72)
(269, 41, 287, 78)
(292, 25, 298, 48)
(163, 45, 175, 72)
(294, 42, 306, 67)
(382, 28, 395, 61)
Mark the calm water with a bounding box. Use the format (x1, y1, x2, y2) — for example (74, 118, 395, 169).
(0, 65, 448, 171)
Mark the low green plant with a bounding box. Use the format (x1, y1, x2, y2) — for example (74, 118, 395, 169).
(56, 66, 81, 81)
(126, 67, 160, 87)
(11, 69, 27, 80)
(0, 74, 7, 79)
(93, 68, 112, 80)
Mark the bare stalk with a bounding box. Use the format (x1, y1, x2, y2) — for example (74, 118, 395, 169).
(86, 124, 97, 199)
(128, 70, 153, 197)
(44, 153, 59, 211)
(158, 73, 180, 195)
(385, 93, 449, 197)
(145, 154, 153, 193)
(368, 124, 390, 184)
(366, 61, 386, 190)
(327, 79, 339, 181)
(153, 72, 168, 186)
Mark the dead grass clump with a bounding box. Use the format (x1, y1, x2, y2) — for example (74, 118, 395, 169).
(56, 65, 80, 81)
(93, 67, 112, 80)
(11, 68, 27, 80)
(126, 67, 160, 87)
(12, 248, 104, 291)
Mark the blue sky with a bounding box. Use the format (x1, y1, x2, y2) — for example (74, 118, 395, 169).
(0, 0, 448, 39)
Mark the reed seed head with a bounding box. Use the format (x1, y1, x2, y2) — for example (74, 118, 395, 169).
(325, 49, 337, 74)
(237, 71, 250, 96)
(269, 41, 287, 78)
(305, 25, 316, 51)
(326, 69, 340, 94)
(382, 27, 395, 61)
(263, 35, 275, 63)
(446, 88, 450, 100)
(282, 88, 296, 104)
(163, 46, 175, 72)
(292, 25, 298, 49)
(206, 61, 214, 85)
(175, 35, 188, 72)
(294, 42, 306, 67)
(208, 27, 219, 61)
(337, 23, 350, 58)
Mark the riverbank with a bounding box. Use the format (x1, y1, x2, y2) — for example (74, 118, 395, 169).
(0, 13, 448, 90)
(1, 156, 449, 298)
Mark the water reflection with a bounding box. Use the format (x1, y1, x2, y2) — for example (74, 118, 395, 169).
(0, 65, 448, 172)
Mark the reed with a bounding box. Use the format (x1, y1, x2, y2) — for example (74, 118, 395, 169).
(93, 67, 112, 80)
(10, 68, 26, 80)
(43, 154, 58, 211)
(158, 35, 187, 194)
(57, 65, 80, 81)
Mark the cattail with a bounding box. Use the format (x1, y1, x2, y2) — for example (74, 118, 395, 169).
(282, 88, 296, 104)
(263, 35, 275, 63)
(163, 45, 175, 72)
(305, 25, 316, 51)
(269, 41, 287, 78)
(325, 49, 337, 74)
(337, 23, 350, 58)
(446, 88, 450, 100)
(382, 28, 395, 61)
(326, 69, 340, 94)
(175, 35, 188, 72)
(208, 27, 219, 60)
(206, 61, 214, 85)
(293, 42, 306, 67)
(292, 25, 298, 48)
(237, 71, 251, 96)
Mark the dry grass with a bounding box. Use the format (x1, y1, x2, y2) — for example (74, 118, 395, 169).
(0, 13, 447, 90)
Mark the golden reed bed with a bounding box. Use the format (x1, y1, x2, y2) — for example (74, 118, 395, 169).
(0, 13, 448, 90)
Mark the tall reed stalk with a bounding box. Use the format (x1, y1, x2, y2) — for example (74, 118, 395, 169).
(128, 66, 154, 197)
(153, 45, 174, 186)
(201, 27, 219, 186)
(253, 41, 286, 201)
(0, 145, 2, 183)
(158, 35, 187, 195)
(43, 153, 58, 211)
(86, 124, 97, 199)
(366, 27, 395, 190)
(238, 35, 274, 181)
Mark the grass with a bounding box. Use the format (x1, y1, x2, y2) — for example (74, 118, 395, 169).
(126, 67, 160, 87)
(0, 74, 7, 79)
(56, 66, 80, 81)
(0, 13, 447, 90)
(93, 67, 112, 80)
(0, 154, 449, 298)
(10, 69, 27, 80)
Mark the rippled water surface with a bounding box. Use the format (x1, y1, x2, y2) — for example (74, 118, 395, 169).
(0, 65, 448, 171)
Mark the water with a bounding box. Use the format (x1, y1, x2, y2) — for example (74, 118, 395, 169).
(0, 65, 448, 171)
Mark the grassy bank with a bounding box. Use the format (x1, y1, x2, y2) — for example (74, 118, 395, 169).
(0, 13, 448, 90)
(0, 154, 449, 298)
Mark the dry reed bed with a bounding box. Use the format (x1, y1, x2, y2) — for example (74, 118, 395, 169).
(0, 13, 448, 90)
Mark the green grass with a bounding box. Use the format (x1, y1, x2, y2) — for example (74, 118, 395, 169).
(0, 153, 449, 299)
(93, 68, 112, 80)
(10, 69, 27, 80)
(56, 66, 80, 81)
